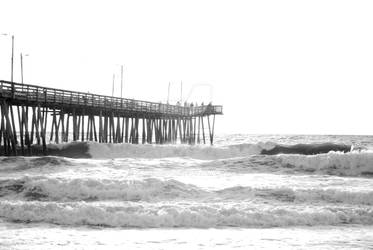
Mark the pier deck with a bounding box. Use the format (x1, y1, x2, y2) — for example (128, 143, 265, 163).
(0, 80, 223, 156)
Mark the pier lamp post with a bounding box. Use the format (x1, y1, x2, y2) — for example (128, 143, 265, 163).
(0, 33, 14, 82)
(167, 82, 171, 104)
(180, 81, 183, 104)
(120, 65, 124, 98)
(20, 53, 30, 84)
(113, 64, 124, 98)
(112, 74, 115, 97)
(20, 53, 29, 92)
(1, 33, 15, 96)
(11, 35, 14, 83)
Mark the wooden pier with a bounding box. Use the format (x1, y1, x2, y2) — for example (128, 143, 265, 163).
(0, 80, 223, 156)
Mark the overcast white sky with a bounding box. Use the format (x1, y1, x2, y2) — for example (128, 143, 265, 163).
(1, 0, 373, 134)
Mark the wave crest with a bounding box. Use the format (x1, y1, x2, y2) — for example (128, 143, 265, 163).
(44, 141, 353, 159)
(279, 151, 373, 176)
(1, 201, 372, 228)
(0, 177, 203, 202)
(1, 177, 372, 205)
(0, 141, 349, 159)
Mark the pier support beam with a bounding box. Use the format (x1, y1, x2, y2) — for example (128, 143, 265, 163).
(0, 99, 220, 156)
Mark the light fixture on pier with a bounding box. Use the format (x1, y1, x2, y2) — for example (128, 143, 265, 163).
(0, 33, 14, 82)
(20, 53, 30, 84)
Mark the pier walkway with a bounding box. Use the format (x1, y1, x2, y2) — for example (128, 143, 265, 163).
(0, 80, 223, 155)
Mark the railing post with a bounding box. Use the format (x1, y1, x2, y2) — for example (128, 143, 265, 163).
(11, 82, 15, 99)
(44, 88, 47, 103)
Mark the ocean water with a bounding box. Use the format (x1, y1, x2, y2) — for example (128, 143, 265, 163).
(0, 134, 373, 249)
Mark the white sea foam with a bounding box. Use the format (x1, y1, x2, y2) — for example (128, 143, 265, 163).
(0, 156, 73, 172)
(1, 177, 373, 205)
(1, 136, 372, 232)
(87, 142, 265, 159)
(279, 151, 373, 176)
(219, 186, 373, 205)
(87, 141, 354, 159)
(0, 200, 372, 228)
(197, 151, 373, 177)
(0, 177, 203, 202)
(2, 150, 373, 178)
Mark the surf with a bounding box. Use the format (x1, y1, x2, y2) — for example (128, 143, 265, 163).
(1, 176, 373, 206)
(17, 141, 355, 159)
(1, 200, 372, 228)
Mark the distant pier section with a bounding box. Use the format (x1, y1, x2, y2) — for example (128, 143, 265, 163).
(0, 80, 223, 156)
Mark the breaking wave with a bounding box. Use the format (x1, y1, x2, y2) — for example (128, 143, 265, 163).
(87, 142, 263, 159)
(278, 151, 373, 176)
(0, 136, 371, 230)
(0, 156, 73, 172)
(0, 201, 372, 228)
(29, 141, 354, 159)
(1, 177, 373, 205)
(1, 150, 373, 178)
(197, 150, 373, 177)
(88, 142, 353, 159)
(0, 177, 203, 202)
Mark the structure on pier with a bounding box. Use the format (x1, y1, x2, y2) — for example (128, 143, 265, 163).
(0, 80, 223, 156)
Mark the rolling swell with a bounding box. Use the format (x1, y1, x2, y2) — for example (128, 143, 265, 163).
(200, 151, 373, 177)
(279, 151, 373, 176)
(0, 200, 372, 228)
(0, 156, 73, 172)
(260, 143, 352, 155)
(0, 177, 204, 201)
(30, 141, 355, 159)
(1, 177, 372, 205)
(1, 150, 372, 178)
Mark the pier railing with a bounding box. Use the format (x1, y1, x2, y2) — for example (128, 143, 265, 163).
(0, 80, 223, 117)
